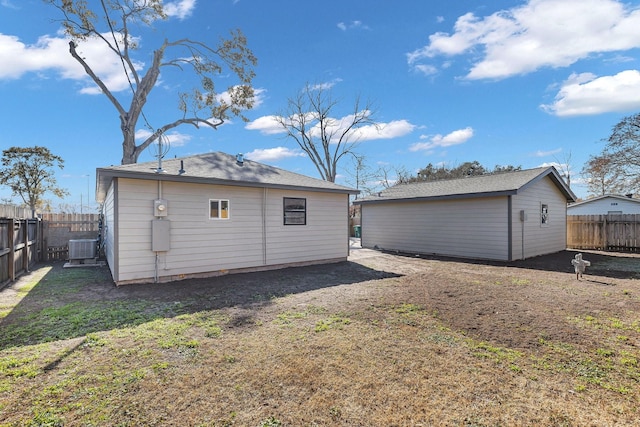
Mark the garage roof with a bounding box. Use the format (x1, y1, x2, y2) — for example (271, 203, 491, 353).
(355, 166, 576, 204)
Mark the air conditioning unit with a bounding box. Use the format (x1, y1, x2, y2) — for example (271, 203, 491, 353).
(68, 239, 97, 260)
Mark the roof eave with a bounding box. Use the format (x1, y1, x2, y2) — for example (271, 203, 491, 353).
(354, 189, 517, 205)
(96, 168, 358, 203)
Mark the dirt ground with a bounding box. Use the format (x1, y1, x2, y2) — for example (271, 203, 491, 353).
(35, 245, 640, 347)
(4, 244, 640, 353)
(2, 243, 640, 425)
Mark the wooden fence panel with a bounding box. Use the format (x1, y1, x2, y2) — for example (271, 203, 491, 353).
(0, 218, 41, 287)
(567, 214, 640, 252)
(40, 213, 99, 261)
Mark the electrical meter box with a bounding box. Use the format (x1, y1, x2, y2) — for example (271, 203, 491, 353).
(152, 219, 170, 252)
(154, 199, 168, 217)
(520, 210, 527, 221)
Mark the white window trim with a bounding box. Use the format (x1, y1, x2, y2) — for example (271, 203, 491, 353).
(283, 197, 307, 225)
(540, 202, 549, 227)
(209, 199, 230, 220)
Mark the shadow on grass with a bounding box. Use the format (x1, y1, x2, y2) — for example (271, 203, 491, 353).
(383, 249, 640, 280)
(0, 260, 401, 351)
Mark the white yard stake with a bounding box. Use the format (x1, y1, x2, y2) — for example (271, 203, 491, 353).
(571, 253, 591, 280)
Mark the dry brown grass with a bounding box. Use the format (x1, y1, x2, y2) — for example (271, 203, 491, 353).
(0, 249, 639, 426)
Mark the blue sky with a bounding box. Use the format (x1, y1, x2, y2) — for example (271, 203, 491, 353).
(2, 0, 640, 211)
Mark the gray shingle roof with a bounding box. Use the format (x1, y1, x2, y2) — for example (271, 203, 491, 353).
(355, 166, 576, 204)
(96, 152, 357, 202)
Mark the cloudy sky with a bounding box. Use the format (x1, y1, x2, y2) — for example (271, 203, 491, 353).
(1, 0, 640, 209)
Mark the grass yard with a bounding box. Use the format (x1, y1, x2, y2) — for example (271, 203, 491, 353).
(0, 249, 639, 426)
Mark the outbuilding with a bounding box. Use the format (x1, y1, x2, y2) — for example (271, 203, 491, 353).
(96, 152, 358, 285)
(354, 166, 576, 261)
(567, 194, 640, 215)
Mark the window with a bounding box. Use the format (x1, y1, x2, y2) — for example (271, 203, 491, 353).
(540, 203, 549, 226)
(284, 197, 306, 225)
(210, 199, 229, 219)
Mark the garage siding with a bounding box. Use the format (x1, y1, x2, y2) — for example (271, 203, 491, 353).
(511, 176, 568, 260)
(361, 196, 509, 260)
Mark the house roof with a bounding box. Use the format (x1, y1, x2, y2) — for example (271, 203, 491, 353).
(354, 166, 576, 205)
(96, 152, 358, 203)
(568, 194, 640, 208)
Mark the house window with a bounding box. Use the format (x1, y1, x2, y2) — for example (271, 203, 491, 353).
(210, 199, 229, 219)
(541, 203, 549, 226)
(284, 197, 306, 225)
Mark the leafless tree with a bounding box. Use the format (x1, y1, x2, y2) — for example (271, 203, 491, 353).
(581, 154, 626, 196)
(600, 112, 640, 194)
(47, 0, 257, 164)
(274, 84, 377, 182)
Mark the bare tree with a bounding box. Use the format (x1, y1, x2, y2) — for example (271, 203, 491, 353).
(553, 150, 573, 187)
(581, 154, 626, 196)
(274, 84, 377, 182)
(600, 112, 640, 193)
(47, 0, 257, 164)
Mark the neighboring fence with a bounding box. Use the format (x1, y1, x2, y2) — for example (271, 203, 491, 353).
(567, 214, 640, 252)
(40, 213, 100, 261)
(0, 218, 42, 286)
(0, 204, 31, 219)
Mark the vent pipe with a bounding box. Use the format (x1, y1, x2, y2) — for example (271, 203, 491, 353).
(236, 153, 244, 165)
(178, 160, 185, 175)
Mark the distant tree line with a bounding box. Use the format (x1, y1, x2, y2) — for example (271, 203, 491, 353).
(399, 161, 521, 184)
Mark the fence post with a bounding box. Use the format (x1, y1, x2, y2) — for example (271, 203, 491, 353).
(8, 219, 15, 282)
(603, 215, 608, 251)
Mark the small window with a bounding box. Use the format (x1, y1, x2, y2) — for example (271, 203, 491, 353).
(210, 199, 229, 219)
(284, 197, 306, 225)
(541, 203, 549, 226)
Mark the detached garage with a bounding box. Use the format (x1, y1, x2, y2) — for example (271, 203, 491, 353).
(96, 152, 358, 285)
(355, 166, 576, 261)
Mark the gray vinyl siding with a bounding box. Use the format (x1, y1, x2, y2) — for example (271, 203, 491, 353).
(102, 182, 116, 279)
(264, 189, 349, 265)
(511, 176, 568, 259)
(112, 178, 348, 284)
(362, 196, 509, 261)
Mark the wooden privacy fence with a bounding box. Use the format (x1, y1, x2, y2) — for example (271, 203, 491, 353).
(1, 213, 100, 286)
(567, 214, 640, 252)
(0, 218, 42, 286)
(40, 213, 100, 261)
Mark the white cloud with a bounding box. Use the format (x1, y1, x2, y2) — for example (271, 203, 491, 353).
(247, 113, 415, 143)
(414, 64, 438, 76)
(352, 120, 416, 141)
(244, 147, 305, 162)
(245, 115, 284, 134)
(135, 129, 191, 147)
(310, 78, 343, 90)
(337, 20, 370, 31)
(217, 87, 266, 109)
(409, 127, 474, 152)
(533, 148, 562, 157)
(0, 32, 142, 94)
(408, 0, 640, 80)
(1, 0, 18, 9)
(164, 0, 196, 20)
(541, 70, 640, 116)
